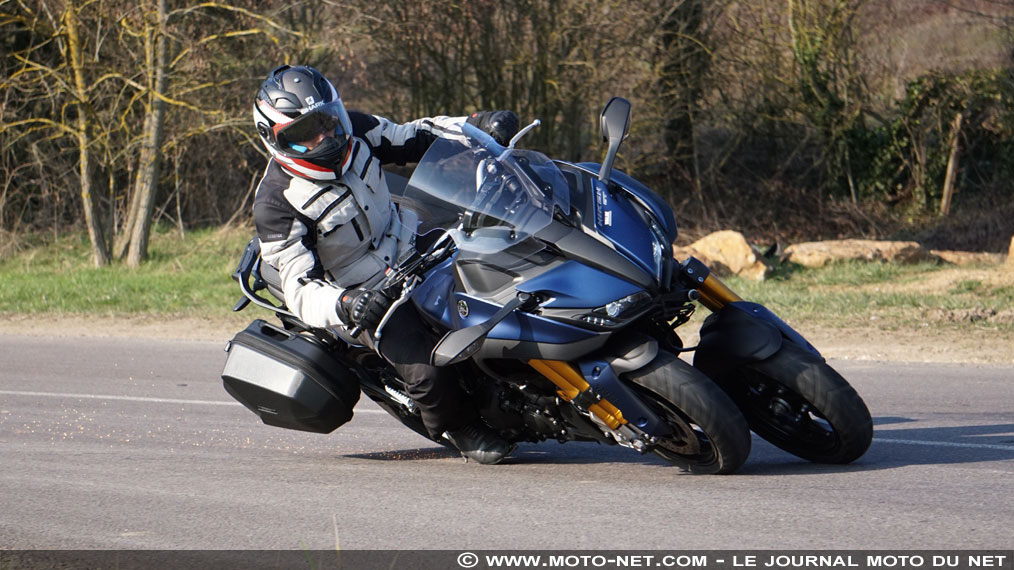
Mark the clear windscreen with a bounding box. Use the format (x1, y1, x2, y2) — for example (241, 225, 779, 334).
(402, 123, 571, 255)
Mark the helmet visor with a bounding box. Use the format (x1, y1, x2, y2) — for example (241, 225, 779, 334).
(274, 101, 351, 151)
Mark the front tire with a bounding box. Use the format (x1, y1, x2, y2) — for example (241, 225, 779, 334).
(702, 342, 873, 464)
(625, 352, 751, 474)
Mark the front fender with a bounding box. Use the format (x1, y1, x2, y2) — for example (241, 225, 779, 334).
(693, 301, 819, 378)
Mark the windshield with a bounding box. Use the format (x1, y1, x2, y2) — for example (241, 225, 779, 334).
(402, 123, 571, 254)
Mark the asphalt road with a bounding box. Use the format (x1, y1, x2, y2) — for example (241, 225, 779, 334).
(1, 333, 1011, 551)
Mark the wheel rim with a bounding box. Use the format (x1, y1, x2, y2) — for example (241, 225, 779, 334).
(738, 369, 842, 455)
(636, 388, 718, 466)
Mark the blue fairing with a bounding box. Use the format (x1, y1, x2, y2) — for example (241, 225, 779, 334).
(516, 261, 642, 309)
(412, 259, 456, 324)
(412, 259, 597, 344)
(453, 293, 596, 342)
(577, 162, 678, 244)
(587, 179, 660, 279)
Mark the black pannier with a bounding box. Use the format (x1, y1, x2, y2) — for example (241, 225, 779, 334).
(222, 320, 361, 433)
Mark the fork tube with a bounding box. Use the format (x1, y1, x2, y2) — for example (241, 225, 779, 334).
(528, 359, 627, 430)
(696, 273, 744, 312)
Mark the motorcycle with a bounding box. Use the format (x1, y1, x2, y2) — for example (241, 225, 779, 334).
(222, 97, 872, 474)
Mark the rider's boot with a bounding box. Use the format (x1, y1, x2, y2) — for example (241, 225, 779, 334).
(443, 422, 515, 465)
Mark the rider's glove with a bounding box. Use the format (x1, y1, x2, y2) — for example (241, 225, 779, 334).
(466, 111, 520, 146)
(337, 288, 392, 332)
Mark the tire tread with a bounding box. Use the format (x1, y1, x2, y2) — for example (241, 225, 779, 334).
(625, 352, 752, 474)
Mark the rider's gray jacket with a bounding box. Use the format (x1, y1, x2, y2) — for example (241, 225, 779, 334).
(253, 111, 466, 328)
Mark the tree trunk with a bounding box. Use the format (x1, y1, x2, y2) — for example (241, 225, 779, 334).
(126, 0, 170, 268)
(939, 112, 963, 218)
(113, 119, 146, 259)
(65, 1, 110, 267)
(658, 0, 708, 205)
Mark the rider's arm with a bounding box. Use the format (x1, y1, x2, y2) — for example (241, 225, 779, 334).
(253, 164, 346, 329)
(349, 111, 467, 166)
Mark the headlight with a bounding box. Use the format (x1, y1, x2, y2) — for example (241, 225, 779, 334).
(651, 239, 664, 282)
(581, 291, 651, 327)
(649, 220, 668, 283)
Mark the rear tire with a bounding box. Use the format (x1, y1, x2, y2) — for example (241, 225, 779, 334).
(625, 352, 751, 474)
(703, 342, 873, 464)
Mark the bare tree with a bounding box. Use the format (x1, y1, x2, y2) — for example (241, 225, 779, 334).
(113, 1, 301, 266)
(354, 0, 652, 161)
(0, 0, 113, 265)
(115, 0, 169, 267)
(1, 0, 301, 265)
(652, 0, 727, 208)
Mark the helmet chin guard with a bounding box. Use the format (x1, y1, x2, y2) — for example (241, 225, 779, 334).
(271, 139, 353, 181)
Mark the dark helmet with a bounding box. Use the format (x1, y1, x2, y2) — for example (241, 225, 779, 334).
(252, 65, 354, 180)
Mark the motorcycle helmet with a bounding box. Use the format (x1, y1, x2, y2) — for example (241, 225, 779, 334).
(253, 65, 354, 181)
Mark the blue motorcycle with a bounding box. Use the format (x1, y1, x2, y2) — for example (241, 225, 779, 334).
(223, 98, 872, 474)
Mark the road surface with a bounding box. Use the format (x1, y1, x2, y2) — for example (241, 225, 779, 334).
(1, 334, 1011, 550)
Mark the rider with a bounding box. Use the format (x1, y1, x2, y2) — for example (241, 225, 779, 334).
(251, 64, 520, 464)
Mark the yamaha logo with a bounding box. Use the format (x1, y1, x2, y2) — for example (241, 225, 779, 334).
(457, 300, 469, 318)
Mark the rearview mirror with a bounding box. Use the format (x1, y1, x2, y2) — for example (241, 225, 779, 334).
(598, 97, 631, 184)
(600, 97, 631, 143)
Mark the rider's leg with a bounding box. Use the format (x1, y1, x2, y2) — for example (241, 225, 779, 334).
(377, 305, 513, 464)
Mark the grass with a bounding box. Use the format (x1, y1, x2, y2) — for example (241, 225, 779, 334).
(1, 227, 1011, 334)
(723, 259, 1014, 331)
(0, 225, 255, 319)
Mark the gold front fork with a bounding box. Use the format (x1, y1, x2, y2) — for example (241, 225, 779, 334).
(696, 273, 744, 312)
(528, 260, 742, 431)
(527, 359, 627, 430)
(679, 256, 743, 312)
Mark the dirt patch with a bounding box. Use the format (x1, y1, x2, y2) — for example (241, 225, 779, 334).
(923, 307, 1014, 325)
(3, 309, 1011, 365)
(873, 266, 1014, 294)
(800, 324, 1014, 365)
(0, 313, 247, 344)
(673, 319, 1014, 365)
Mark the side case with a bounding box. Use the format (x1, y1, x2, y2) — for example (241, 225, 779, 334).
(222, 319, 361, 433)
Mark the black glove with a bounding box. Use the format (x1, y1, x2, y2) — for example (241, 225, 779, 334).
(466, 110, 520, 146)
(337, 288, 392, 332)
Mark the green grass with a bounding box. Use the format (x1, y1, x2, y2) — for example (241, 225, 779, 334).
(723, 260, 1014, 331)
(0, 225, 255, 319)
(1, 230, 1011, 333)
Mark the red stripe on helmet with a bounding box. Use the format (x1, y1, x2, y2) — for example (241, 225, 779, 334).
(292, 158, 332, 172)
(256, 99, 292, 125)
(275, 155, 336, 180)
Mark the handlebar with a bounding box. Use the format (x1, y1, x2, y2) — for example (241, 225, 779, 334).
(350, 231, 457, 342)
